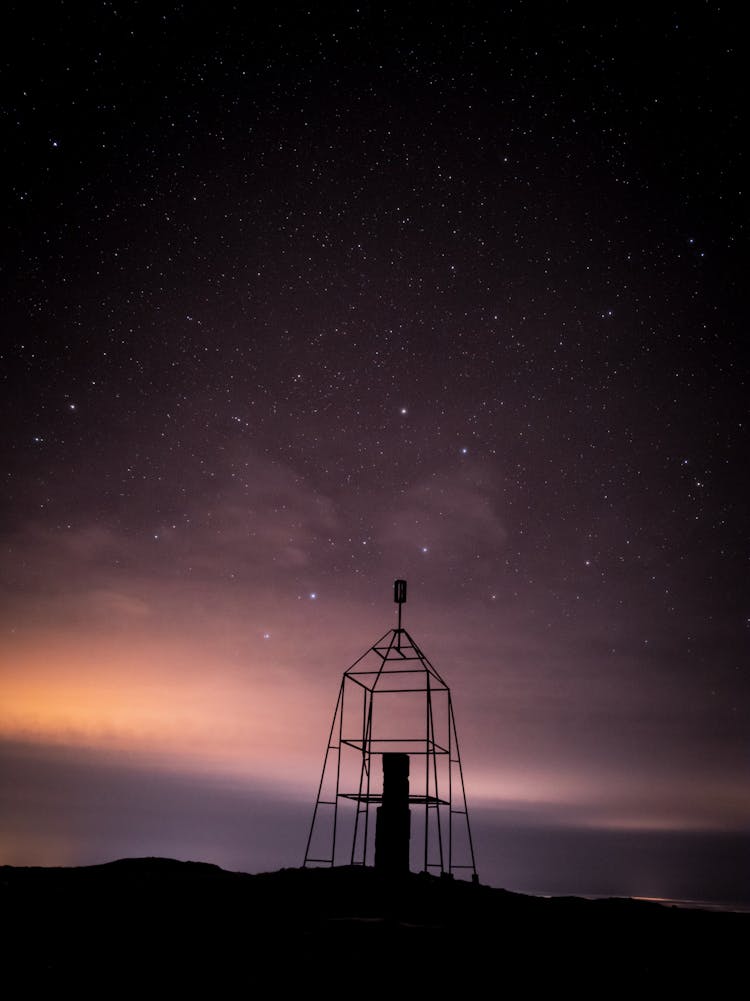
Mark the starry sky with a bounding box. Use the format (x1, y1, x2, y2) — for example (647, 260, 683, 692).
(1, 5, 748, 906)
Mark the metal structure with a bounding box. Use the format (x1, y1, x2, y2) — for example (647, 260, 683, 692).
(303, 580, 478, 879)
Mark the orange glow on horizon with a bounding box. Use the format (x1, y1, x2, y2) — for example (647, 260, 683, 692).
(3, 628, 748, 836)
(0, 632, 333, 789)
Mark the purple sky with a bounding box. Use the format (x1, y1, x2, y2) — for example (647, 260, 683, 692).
(1, 6, 747, 906)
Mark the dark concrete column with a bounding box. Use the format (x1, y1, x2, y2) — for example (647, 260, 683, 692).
(374, 752, 411, 872)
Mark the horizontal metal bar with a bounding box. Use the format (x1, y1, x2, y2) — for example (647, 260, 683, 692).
(347, 668, 433, 676)
(341, 737, 444, 743)
(338, 793, 449, 804)
(362, 687, 441, 694)
(340, 738, 449, 752)
(373, 655, 422, 662)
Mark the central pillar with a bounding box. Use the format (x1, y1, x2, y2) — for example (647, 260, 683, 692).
(374, 752, 411, 873)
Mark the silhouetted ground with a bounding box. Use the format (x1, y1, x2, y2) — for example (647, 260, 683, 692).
(2, 858, 746, 991)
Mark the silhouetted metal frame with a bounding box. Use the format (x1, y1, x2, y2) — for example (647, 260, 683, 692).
(303, 624, 477, 878)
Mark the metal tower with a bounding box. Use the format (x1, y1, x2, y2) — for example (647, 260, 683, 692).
(303, 580, 478, 879)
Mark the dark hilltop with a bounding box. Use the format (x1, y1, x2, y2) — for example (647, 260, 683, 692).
(3, 858, 746, 991)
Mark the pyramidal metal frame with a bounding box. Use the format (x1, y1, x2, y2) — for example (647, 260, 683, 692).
(303, 581, 478, 878)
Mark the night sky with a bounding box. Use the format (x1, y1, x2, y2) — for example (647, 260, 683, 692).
(2, 5, 748, 906)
